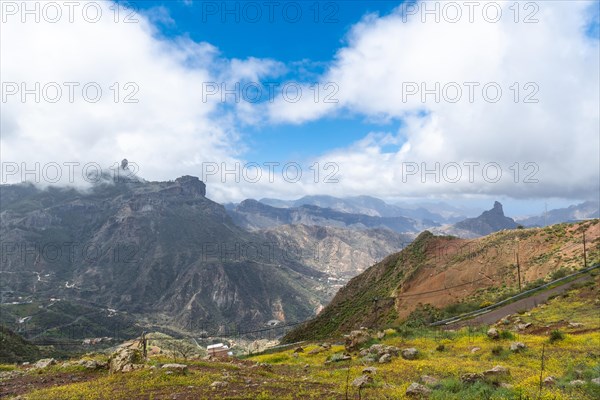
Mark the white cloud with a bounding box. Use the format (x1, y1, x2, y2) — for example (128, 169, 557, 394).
(1, 1, 598, 204)
(266, 0, 600, 200)
(0, 1, 278, 200)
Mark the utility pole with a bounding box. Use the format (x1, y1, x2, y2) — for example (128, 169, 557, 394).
(515, 239, 522, 291)
(516, 251, 522, 292)
(583, 233, 587, 269)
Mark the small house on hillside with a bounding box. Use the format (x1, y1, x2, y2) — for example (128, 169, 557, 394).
(207, 343, 231, 357)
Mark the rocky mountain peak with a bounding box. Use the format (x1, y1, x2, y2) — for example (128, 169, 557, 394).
(174, 175, 206, 197)
(453, 201, 517, 236)
(492, 201, 504, 214)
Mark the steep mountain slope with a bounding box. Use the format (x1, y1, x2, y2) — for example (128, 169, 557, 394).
(0, 326, 41, 363)
(283, 219, 599, 342)
(0, 177, 326, 336)
(517, 201, 599, 227)
(260, 224, 414, 280)
(228, 199, 425, 233)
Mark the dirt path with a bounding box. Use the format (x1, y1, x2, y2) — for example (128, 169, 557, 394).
(441, 275, 592, 329)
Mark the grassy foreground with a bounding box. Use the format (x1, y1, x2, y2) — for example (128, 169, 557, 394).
(1, 278, 599, 399)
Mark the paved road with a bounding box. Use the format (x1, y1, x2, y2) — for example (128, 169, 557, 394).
(441, 275, 593, 329)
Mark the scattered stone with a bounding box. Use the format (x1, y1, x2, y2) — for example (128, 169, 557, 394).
(320, 343, 331, 350)
(352, 374, 373, 388)
(591, 377, 600, 385)
(570, 380, 586, 386)
(378, 354, 392, 363)
(401, 348, 419, 360)
(109, 346, 144, 373)
(161, 363, 188, 374)
(385, 346, 400, 357)
(487, 328, 500, 339)
(377, 331, 385, 339)
(77, 360, 107, 370)
(293, 346, 304, 353)
(345, 329, 370, 352)
(568, 322, 585, 328)
(368, 344, 386, 355)
(461, 373, 485, 383)
(406, 382, 432, 396)
(499, 383, 514, 389)
(362, 367, 377, 375)
(471, 347, 481, 353)
(210, 381, 229, 390)
(543, 376, 556, 386)
(34, 358, 57, 369)
(308, 348, 322, 355)
(420, 375, 439, 386)
(36, 358, 57, 369)
(325, 353, 351, 363)
(483, 365, 510, 378)
(509, 342, 526, 352)
(517, 323, 532, 331)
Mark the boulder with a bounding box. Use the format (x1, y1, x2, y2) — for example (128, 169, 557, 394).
(543, 376, 556, 386)
(483, 365, 510, 378)
(368, 344, 386, 356)
(385, 346, 400, 357)
(420, 375, 439, 386)
(33, 358, 57, 369)
(161, 363, 188, 374)
(210, 381, 229, 390)
(109, 346, 144, 373)
(487, 328, 499, 339)
(570, 380, 586, 386)
(470, 347, 481, 353)
(591, 377, 600, 385)
(378, 354, 392, 363)
(509, 342, 526, 352)
(352, 374, 374, 388)
(406, 382, 432, 396)
(362, 367, 377, 375)
(401, 348, 419, 360)
(345, 329, 370, 352)
(517, 323, 532, 331)
(293, 346, 304, 353)
(568, 322, 584, 328)
(77, 360, 107, 370)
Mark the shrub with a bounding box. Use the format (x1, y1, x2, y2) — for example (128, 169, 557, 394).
(549, 329, 565, 343)
(491, 345, 503, 356)
(550, 268, 569, 280)
(436, 344, 445, 352)
(499, 330, 515, 340)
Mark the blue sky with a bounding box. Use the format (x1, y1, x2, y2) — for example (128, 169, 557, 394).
(133, 0, 406, 162)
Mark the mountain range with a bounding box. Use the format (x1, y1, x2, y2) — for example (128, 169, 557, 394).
(2, 174, 597, 340)
(0, 176, 328, 336)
